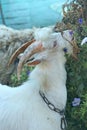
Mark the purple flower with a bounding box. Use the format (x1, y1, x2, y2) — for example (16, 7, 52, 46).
(69, 30, 73, 36)
(27, 70, 31, 76)
(78, 18, 83, 24)
(72, 98, 81, 107)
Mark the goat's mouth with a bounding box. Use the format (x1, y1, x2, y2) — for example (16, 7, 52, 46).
(26, 57, 35, 63)
(8, 40, 45, 80)
(25, 57, 41, 66)
(17, 41, 45, 80)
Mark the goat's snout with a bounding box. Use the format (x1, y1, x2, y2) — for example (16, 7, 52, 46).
(17, 41, 45, 80)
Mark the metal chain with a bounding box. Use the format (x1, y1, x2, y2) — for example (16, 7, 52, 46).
(39, 90, 67, 130)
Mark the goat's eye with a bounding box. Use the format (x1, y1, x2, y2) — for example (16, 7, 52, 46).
(63, 48, 68, 53)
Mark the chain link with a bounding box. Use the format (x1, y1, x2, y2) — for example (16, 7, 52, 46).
(39, 90, 64, 114)
(39, 90, 67, 130)
(61, 115, 67, 130)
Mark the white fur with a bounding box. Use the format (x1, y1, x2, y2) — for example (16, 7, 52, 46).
(0, 29, 73, 130)
(34, 27, 53, 41)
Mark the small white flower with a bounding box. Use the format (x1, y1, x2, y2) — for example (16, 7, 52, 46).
(81, 37, 87, 45)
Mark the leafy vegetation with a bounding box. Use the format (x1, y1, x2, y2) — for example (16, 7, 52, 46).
(61, 0, 87, 129)
(66, 42, 87, 130)
(10, 66, 34, 87)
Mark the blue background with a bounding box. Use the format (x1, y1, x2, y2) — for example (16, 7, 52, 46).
(0, 0, 66, 29)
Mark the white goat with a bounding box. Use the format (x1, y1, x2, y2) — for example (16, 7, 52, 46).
(0, 27, 76, 130)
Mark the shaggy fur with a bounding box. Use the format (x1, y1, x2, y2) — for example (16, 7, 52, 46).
(0, 28, 73, 130)
(0, 25, 34, 84)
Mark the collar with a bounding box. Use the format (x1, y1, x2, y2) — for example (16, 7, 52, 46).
(39, 90, 67, 130)
(39, 90, 65, 115)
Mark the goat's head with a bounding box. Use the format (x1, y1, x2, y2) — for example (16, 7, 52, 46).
(8, 28, 79, 80)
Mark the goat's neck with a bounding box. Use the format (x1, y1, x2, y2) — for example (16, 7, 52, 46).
(30, 53, 67, 109)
